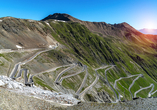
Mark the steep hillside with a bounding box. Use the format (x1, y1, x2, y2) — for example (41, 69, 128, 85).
(42, 13, 157, 44)
(38, 21, 157, 100)
(0, 17, 57, 49)
(0, 14, 157, 105)
(42, 13, 123, 37)
(42, 13, 143, 38)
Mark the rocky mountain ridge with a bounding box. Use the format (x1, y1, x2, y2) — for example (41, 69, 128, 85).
(0, 13, 157, 109)
(0, 17, 57, 49)
(0, 13, 156, 50)
(42, 13, 140, 38)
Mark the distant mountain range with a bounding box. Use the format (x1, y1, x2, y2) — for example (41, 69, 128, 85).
(139, 28, 157, 35)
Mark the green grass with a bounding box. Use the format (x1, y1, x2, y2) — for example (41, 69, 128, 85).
(33, 76, 55, 91)
(62, 71, 85, 91)
(28, 20, 157, 101)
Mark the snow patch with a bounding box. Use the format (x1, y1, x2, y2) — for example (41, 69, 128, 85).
(46, 22, 50, 26)
(28, 20, 35, 22)
(45, 22, 53, 27)
(120, 95, 123, 98)
(49, 45, 53, 48)
(0, 75, 79, 105)
(49, 43, 58, 49)
(16, 45, 22, 49)
(0, 20, 2, 22)
(0, 80, 5, 86)
(54, 20, 66, 22)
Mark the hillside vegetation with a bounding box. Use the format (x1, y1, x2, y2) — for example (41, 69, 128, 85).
(0, 14, 157, 103)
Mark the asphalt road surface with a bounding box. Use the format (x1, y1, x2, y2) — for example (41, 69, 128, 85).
(128, 74, 143, 98)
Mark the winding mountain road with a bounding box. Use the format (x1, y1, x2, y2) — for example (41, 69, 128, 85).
(104, 65, 119, 103)
(15, 69, 29, 83)
(128, 74, 143, 98)
(0, 48, 41, 54)
(151, 90, 157, 96)
(58, 65, 86, 84)
(9, 62, 21, 78)
(78, 66, 108, 99)
(27, 64, 73, 84)
(79, 72, 99, 100)
(75, 65, 88, 95)
(22, 49, 52, 64)
(148, 84, 154, 97)
(113, 74, 141, 89)
(9, 44, 58, 86)
(134, 84, 154, 98)
(9, 49, 53, 79)
(7, 42, 157, 102)
(54, 63, 77, 84)
(113, 74, 142, 100)
(133, 83, 157, 98)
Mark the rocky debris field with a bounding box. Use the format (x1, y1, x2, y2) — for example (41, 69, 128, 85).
(70, 98, 157, 110)
(0, 75, 79, 107)
(0, 84, 157, 110)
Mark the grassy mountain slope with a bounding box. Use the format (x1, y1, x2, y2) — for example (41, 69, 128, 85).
(0, 15, 157, 102)
(23, 20, 157, 101)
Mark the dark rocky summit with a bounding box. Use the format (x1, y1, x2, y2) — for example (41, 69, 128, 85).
(41, 13, 72, 21)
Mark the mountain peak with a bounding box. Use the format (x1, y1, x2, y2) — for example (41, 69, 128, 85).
(52, 13, 71, 16)
(113, 22, 141, 35)
(41, 13, 78, 21)
(41, 13, 142, 37)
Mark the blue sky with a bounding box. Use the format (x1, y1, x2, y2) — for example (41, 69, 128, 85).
(0, 0, 157, 29)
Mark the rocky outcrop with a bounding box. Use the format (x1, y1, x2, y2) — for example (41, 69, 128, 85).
(41, 13, 79, 22)
(95, 91, 111, 102)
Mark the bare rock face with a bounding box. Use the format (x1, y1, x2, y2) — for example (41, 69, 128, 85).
(0, 17, 57, 49)
(95, 91, 111, 103)
(41, 13, 72, 21)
